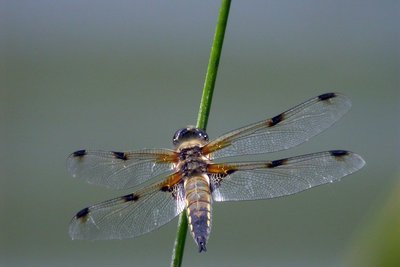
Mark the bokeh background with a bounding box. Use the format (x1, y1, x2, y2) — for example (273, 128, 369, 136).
(2, 1, 399, 266)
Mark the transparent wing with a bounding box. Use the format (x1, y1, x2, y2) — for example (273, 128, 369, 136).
(67, 149, 178, 189)
(69, 172, 185, 240)
(207, 150, 365, 202)
(202, 93, 351, 159)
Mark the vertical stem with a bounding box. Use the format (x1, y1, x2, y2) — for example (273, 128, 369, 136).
(196, 0, 232, 130)
(170, 0, 231, 266)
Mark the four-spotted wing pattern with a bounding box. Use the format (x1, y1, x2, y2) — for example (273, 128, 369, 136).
(68, 92, 365, 242)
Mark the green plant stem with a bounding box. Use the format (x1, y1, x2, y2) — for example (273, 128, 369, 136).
(196, 0, 231, 130)
(170, 0, 231, 266)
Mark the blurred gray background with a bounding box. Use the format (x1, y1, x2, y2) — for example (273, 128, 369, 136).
(2, 1, 399, 267)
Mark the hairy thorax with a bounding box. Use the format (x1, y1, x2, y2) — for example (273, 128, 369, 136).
(175, 140, 211, 178)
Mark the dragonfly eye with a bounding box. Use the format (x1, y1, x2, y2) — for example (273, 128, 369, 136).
(173, 127, 209, 146)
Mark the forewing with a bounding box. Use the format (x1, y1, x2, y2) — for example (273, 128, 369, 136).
(207, 150, 365, 201)
(202, 93, 351, 159)
(69, 172, 185, 240)
(67, 149, 178, 189)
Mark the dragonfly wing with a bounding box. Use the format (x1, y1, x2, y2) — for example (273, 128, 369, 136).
(202, 93, 352, 159)
(67, 149, 178, 189)
(207, 150, 365, 201)
(69, 172, 185, 240)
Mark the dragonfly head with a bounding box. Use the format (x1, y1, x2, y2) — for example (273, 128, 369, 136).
(172, 126, 209, 147)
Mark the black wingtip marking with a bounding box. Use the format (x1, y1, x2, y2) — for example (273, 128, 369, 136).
(267, 158, 288, 168)
(76, 207, 89, 221)
(330, 150, 349, 158)
(112, 151, 128, 160)
(318, 92, 336, 101)
(122, 193, 139, 202)
(73, 150, 86, 157)
(268, 113, 285, 127)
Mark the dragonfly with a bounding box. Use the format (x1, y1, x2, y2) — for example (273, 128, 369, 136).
(67, 92, 365, 252)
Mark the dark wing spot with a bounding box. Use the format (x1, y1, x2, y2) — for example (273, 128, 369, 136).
(267, 158, 288, 168)
(267, 113, 284, 127)
(330, 150, 349, 158)
(226, 169, 236, 175)
(318, 92, 336, 101)
(160, 185, 171, 192)
(76, 207, 89, 222)
(112, 151, 128, 160)
(73, 150, 86, 157)
(122, 193, 139, 202)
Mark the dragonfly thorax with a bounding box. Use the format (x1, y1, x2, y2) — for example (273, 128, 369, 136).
(176, 146, 209, 177)
(174, 128, 211, 177)
(181, 159, 208, 177)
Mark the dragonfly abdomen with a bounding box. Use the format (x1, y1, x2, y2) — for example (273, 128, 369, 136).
(184, 174, 212, 253)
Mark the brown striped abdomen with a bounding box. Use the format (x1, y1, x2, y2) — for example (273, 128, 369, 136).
(184, 174, 212, 252)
